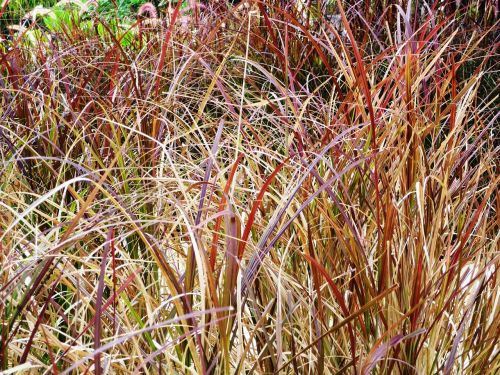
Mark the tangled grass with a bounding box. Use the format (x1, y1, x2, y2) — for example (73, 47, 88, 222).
(0, 0, 498, 373)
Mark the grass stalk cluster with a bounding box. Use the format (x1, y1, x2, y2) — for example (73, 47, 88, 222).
(0, 0, 499, 373)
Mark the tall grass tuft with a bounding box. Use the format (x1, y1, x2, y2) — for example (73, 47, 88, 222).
(0, 0, 498, 373)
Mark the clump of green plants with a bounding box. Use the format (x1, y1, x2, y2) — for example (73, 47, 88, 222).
(0, 0, 498, 374)
(97, 0, 151, 19)
(0, 0, 57, 29)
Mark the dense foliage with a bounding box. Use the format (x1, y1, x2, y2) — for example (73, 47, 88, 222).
(1, 0, 56, 29)
(0, 0, 498, 373)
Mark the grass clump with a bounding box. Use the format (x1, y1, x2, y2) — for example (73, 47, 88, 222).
(0, 0, 498, 373)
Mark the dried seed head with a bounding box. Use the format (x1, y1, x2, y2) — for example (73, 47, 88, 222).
(137, 2, 158, 19)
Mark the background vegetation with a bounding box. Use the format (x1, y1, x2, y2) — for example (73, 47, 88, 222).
(1, 0, 56, 30)
(0, 0, 498, 373)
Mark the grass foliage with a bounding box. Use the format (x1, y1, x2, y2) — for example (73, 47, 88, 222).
(0, 0, 499, 373)
(1, 0, 57, 29)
